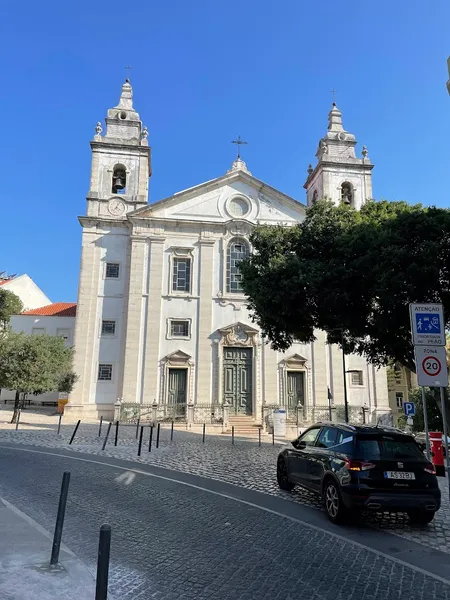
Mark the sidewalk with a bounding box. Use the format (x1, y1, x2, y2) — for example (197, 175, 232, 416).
(0, 497, 95, 599)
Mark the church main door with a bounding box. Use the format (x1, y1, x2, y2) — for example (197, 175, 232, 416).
(223, 347, 253, 415)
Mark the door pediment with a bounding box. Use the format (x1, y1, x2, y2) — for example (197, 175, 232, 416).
(282, 353, 308, 369)
(219, 322, 259, 347)
(163, 350, 193, 366)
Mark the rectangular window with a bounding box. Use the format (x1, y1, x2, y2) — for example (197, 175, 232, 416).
(396, 392, 404, 408)
(105, 263, 120, 279)
(32, 328, 46, 335)
(172, 257, 191, 293)
(350, 371, 363, 386)
(101, 320, 116, 336)
(98, 364, 113, 381)
(170, 319, 189, 338)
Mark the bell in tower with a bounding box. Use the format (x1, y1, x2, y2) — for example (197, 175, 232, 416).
(112, 165, 126, 194)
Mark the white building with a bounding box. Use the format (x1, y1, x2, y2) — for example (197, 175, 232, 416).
(66, 80, 390, 424)
(0, 274, 51, 311)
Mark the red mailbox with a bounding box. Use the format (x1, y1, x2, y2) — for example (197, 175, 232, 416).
(429, 431, 445, 476)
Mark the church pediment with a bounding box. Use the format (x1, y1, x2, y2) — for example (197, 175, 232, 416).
(218, 322, 259, 347)
(129, 169, 306, 225)
(163, 350, 193, 366)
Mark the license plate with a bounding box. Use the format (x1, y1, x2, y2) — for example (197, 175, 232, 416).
(384, 471, 415, 480)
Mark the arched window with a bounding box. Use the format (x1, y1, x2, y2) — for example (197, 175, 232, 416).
(340, 182, 353, 205)
(226, 238, 249, 294)
(312, 190, 318, 204)
(112, 164, 127, 194)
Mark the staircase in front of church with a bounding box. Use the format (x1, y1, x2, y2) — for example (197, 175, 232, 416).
(228, 415, 262, 437)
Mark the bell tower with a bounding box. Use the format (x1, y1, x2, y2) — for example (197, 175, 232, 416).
(304, 103, 373, 210)
(86, 79, 151, 219)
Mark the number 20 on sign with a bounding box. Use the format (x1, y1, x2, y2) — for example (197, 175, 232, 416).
(414, 346, 449, 388)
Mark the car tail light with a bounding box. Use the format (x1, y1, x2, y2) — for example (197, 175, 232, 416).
(424, 464, 436, 475)
(345, 458, 376, 471)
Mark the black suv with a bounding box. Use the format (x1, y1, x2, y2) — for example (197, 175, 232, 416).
(277, 423, 441, 525)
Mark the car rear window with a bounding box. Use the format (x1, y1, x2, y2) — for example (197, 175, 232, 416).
(356, 434, 425, 461)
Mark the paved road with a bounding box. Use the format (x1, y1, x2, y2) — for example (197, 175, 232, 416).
(0, 444, 449, 600)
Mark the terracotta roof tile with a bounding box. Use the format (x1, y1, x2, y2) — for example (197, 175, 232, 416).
(21, 303, 77, 317)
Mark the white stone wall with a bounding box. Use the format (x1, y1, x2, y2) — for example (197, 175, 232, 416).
(1, 275, 51, 311)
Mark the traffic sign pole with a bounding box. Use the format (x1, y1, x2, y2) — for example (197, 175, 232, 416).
(421, 387, 431, 461)
(439, 387, 450, 498)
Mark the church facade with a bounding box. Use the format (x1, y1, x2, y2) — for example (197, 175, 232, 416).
(67, 80, 390, 424)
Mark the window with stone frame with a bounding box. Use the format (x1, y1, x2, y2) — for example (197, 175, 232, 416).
(101, 320, 116, 336)
(172, 257, 191, 293)
(98, 364, 113, 381)
(105, 262, 120, 279)
(226, 238, 249, 294)
(170, 319, 190, 338)
(396, 392, 404, 409)
(350, 370, 364, 386)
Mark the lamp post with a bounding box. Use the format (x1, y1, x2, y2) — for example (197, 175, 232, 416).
(340, 330, 349, 423)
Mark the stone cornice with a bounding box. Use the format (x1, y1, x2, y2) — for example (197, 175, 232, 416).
(303, 159, 374, 189)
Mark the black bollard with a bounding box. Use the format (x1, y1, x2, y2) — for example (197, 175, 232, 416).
(202, 423, 206, 443)
(259, 426, 261, 447)
(69, 420, 81, 445)
(50, 472, 71, 565)
(15, 409, 21, 431)
(135, 418, 140, 439)
(101, 422, 112, 451)
(272, 428, 275, 445)
(95, 524, 111, 600)
(57, 414, 62, 435)
(98, 415, 103, 437)
(170, 420, 174, 442)
(138, 426, 144, 456)
(148, 425, 153, 452)
(232, 425, 235, 445)
(156, 423, 161, 448)
(114, 421, 119, 446)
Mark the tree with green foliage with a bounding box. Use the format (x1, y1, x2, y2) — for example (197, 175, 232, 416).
(397, 387, 443, 433)
(240, 199, 450, 424)
(0, 332, 77, 423)
(0, 289, 23, 328)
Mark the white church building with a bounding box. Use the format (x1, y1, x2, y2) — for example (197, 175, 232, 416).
(67, 80, 390, 425)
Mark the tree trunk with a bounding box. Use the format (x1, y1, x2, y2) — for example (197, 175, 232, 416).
(10, 391, 21, 424)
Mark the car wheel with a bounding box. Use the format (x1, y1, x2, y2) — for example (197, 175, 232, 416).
(407, 510, 436, 525)
(323, 478, 347, 524)
(277, 457, 295, 491)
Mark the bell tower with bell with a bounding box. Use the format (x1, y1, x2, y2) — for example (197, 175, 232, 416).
(304, 103, 373, 210)
(86, 79, 151, 219)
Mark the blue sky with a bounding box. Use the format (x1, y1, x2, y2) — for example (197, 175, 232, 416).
(2, 0, 450, 302)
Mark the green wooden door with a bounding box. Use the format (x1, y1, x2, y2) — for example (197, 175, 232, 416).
(168, 368, 187, 407)
(223, 348, 253, 415)
(286, 371, 305, 407)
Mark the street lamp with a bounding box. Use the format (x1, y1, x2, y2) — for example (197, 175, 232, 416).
(327, 327, 360, 424)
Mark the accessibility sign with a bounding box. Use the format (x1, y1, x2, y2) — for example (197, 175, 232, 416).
(414, 345, 449, 387)
(409, 303, 445, 346)
(403, 402, 415, 417)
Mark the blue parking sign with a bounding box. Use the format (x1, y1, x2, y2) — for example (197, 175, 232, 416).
(403, 402, 415, 417)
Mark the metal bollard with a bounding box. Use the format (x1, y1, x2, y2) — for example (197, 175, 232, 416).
(148, 425, 153, 452)
(98, 415, 103, 437)
(15, 409, 21, 431)
(170, 420, 174, 442)
(272, 428, 275, 445)
(156, 423, 161, 448)
(232, 425, 235, 445)
(57, 414, 62, 435)
(202, 423, 206, 443)
(138, 426, 144, 456)
(259, 426, 261, 447)
(50, 471, 71, 565)
(135, 418, 140, 439)
(69, 420, 81, 445)
(114, 421, 119, 446)
(95, 524, 111, 600)
(101, 422, 112, 451)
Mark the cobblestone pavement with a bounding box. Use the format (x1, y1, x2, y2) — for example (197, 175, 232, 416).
(0, 446, 449, 600)
(0, 410, 449, 556)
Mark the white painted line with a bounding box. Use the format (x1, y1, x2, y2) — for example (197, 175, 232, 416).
(0, 444, 449, 586)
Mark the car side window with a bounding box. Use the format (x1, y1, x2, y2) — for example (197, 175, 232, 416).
(332, 429, 355, 454)
(298, 427, 321, 447)
(315, 427, 338, 449)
